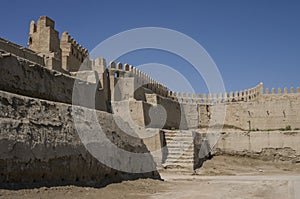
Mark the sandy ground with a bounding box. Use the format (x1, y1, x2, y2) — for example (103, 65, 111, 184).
(1, 155, 300, 199)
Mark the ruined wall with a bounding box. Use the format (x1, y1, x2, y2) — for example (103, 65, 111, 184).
(0, 54, 107, 111)
(0, 90, 160, 187)
(0, 37, 44, 66)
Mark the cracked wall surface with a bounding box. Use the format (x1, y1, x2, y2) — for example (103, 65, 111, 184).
(210, 131, 300, 163)
(0, 90, 160, 187)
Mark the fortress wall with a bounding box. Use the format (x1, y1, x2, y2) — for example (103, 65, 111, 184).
(0, 55, 107, 111)
(197, 94, 300, 131)
(112, 95, 183, 130)
(211, 130, 300, 162)
(223, 94, 300, 130)
(0, 37, 45, 66)
(145, 94, 181, 129)
(111, 79, 300, 131)
(112, 100, 152, 128)
(144, 94, 200, 130)
(0, 90, 160, 187)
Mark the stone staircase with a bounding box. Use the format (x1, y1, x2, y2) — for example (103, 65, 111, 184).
(162, 130, 195, 173)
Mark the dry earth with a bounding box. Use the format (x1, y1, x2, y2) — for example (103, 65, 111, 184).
(1, 155, 300, 199)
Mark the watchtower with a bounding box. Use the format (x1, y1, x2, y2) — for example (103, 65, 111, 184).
(28, 16, 62, 71)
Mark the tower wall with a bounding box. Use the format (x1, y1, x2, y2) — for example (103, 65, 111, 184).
(28, 16, 62, 71)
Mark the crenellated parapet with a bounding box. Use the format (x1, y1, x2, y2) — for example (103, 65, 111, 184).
(108, 61, 169, 97)
(60, 31, 89, 72)
(168, 82, 264, 105)
(27, 16, 89, 73)
(265, 86, 300, 95)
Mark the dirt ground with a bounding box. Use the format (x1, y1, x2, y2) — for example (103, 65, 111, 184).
(1, 155, 300, 199)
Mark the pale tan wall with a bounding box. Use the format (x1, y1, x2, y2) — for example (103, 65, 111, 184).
(28, 16, 62, 70)
(153, 95, 181, 129)
(60, 32, 88, 72)
(198, 105, 210, 128)
(223, 94, 300, 130)
(142, 130, 165, 167)
(144, 95, 199, 130)
(211, 130, 300, 162)
(181, 103, 199, 129)
(197, 94, 300, 131)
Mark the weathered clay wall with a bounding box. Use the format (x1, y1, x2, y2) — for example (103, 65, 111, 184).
(145, 94, 200, 130)
(0, 37, 44, 66)
(193, 130, 300, 164)
(0, 90, 160, 187)
(0, 55, 107, 111)
(211, 130, 300, 162)
(198, 94, 300, 131)
(60, 31, 89, 72)
(224, 94, 300, 130)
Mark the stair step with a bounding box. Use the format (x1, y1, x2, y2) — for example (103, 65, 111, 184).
(165, 138, 194, 142)
(165, 137, 193, 140)
(167, 149, 193, 153)
(167, 144, 194, 151)
(166, 142, 194, 145)
(167, 151, 194, 155)
(164, 134, 193, 138)
(166, 157, 194, 161)
(165, 159, 194, 164)
(166, 141, 194, 145)
(166, 159, 194, 163)
(167, 147, 194, 151)
(167, 153, 194, 157)
(167, 154, 193, 158)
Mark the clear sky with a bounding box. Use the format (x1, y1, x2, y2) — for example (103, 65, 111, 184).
(1, 0, 299, 94)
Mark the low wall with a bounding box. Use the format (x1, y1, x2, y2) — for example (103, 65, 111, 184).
(0, 90, 160, 188)
(199, 130, 300, 163)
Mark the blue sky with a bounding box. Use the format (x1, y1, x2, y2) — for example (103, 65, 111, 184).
(1, 0, 299, 93)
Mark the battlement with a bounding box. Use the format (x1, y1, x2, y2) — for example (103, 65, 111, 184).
(28, 16, 89, 73)
(61, 32, 88, 56)
(61, 31, 89, 72)
(37, 16, 55, 29)
(168, 83, 264, 104)
(265, 87, 300, 95)
(108, 61, 169, 97)
(29, 16, 55, 35)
